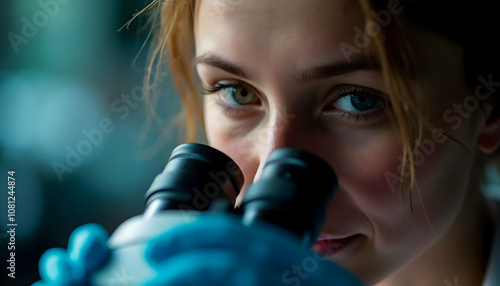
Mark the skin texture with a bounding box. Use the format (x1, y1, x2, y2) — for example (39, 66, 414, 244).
(193, 0, 500, 285)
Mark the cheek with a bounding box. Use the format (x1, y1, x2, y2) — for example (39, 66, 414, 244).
(345, 131, 471, 251)
(324, 126, 468, 245)
(332, 127, 403, 209)
(317, 124, 475, 281)
(320, 125, 405, 238)
(321, 127, 406, 247)
(204, 100, 260, 198)
(409, 138, 473, 229)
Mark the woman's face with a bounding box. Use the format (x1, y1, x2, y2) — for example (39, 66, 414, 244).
(194, 0, 486, 284)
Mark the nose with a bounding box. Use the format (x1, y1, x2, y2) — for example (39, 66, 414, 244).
(252, 107, 316, 183)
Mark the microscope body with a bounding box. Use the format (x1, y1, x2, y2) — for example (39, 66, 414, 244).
(91, 210, 199, 285)
(89, 143, 337, 285)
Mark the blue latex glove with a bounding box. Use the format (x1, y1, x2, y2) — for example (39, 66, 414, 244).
(33, 216, 363, 285)
(143, 214, 363, 286)
(33, 223, 110, 286)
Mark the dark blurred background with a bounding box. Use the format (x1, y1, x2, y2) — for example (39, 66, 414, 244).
(0, 1, 184, 284)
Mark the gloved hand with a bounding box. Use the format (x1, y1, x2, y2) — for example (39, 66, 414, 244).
(32, 223, 110, 286)
(143, 214, 363, 286)
(33, 215, 363, 286)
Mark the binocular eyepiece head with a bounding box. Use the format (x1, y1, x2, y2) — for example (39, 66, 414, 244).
(144, 143, 337, 246)
(240, 148, 337, 246)
(145, 143, 244, 213)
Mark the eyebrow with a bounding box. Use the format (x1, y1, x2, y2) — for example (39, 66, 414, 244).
(194, 52, 377, 84)
(194, 53, 250, 79)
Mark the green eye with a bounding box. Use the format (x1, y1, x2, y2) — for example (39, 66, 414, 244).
(220, 86, 257, 105)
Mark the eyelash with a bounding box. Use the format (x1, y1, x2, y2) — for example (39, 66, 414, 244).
(201, 82, 388, 123)
(201, 82, 244, 95)
(201, 82, 261, 116)
(325, 85, 388, 123)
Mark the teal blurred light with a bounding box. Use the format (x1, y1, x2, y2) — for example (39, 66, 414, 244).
(0, 71, 107, 167)
(8, 0, 118, 77)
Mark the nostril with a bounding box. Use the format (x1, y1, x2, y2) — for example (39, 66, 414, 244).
(232, 160, 266, 208)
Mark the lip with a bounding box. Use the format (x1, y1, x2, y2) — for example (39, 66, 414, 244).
(313, 234, 360, 257)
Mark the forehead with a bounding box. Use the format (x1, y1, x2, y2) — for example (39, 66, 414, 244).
(194, 0, 366, 71)
(195, 0, 358, 27)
